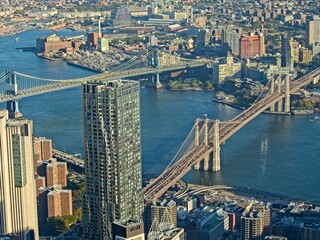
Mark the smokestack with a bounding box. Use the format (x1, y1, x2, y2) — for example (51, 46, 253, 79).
(98, 18, 102, 38)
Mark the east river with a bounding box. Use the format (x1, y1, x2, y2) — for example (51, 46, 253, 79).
(0, 30, 319, 201)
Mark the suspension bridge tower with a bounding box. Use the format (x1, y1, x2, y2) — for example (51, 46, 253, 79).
(269, 74, 291, 113)
(148, 46, 163, 89)
(193, 118, 221, 172)
(4, 70, 22, 118)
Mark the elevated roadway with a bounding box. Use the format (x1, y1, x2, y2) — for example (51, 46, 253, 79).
(52, 148, 84, 169)
(0, 62, 207, 103)
(143, 67, 320, 201)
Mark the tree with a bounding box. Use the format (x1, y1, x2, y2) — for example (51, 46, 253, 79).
(236, 89, 251, 99)
(204, 81, 214, 90)
(297, 99, 314, 110)
(191, 81, 199, 88)
(46, 218, 68, 236)
(74, 207, 83, 220)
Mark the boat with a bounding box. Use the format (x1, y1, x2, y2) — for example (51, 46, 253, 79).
(313, 116, 320, 121)
(15, 37, 20, 41)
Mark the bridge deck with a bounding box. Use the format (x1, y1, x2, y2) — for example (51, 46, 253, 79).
(0, 62, 207, 103)
(143, 67, 320, 201)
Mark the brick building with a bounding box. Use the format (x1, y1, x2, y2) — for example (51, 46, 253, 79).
(37, 158, 67, 188)
(33, 137, 52, 161)
(239, 33, 265, 59)
(36, 34, 83, 54)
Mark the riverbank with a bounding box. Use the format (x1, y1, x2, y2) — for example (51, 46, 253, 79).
(65, 60, 103, 73)
(0, 26, 34, 38)
(186, 183, 320, 205)
(36, 53, 64, 61)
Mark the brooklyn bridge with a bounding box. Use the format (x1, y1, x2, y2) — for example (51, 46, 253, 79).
(1, 48, 319, 202)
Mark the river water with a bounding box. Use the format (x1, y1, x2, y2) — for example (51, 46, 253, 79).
(0, 30, 319, 201)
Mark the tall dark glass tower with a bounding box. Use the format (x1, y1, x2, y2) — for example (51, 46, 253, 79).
(82, 80, 143, 240)
(281, 35, 294, 70)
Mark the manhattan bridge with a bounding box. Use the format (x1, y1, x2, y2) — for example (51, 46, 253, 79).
(1, 47, 319, 202)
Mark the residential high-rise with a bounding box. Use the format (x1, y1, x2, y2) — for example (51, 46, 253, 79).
(281, 35, 294, 69)
(144, 199, 177, 234)
(108, 7, 131, 27)
(37, 158, 67, 187)
(33, 137, 52, 173)
(38, 185, 73, 226)
(221, 27, 241, 56)
(47, 186, 72, 218)
(306, 17, 320, 46)
(239, 33, 265, 59)
(0, 110, 39, 240)
(33, 137, 52, 162)
(240, 205, 270, 240)
(82, 79, 144, 239)
(197, 29, 210, 49)
(36, 176, 46, 195)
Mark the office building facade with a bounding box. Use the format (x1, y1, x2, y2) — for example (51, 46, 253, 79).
(0, 110, 39, 240)
(82, 80, 143, 239)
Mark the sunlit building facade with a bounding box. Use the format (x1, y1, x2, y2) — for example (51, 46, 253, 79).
(82, 80, 143, 239)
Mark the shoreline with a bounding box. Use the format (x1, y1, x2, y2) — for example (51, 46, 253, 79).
(36, 53, 63, 61)
(142, 172, 319, 204)
(0, 27, 35, 38)
(169, 87, 214, 92)
(64, 60, 104, 73)
(186, 183, 320, 205)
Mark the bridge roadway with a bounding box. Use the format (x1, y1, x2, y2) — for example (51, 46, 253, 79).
(219, 67, 320, 144)
(52, 148, 84, 168)
(144, 67, 320, 201)
(0, 62, 206, 103)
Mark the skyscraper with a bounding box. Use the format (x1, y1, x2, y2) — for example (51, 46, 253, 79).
(82, 79, 144, 240)
(281, 35, 294, 70)
(0, 110, 39, 240)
